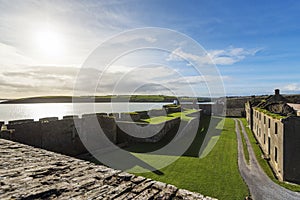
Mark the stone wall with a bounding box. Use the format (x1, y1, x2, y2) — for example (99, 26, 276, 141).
(182, 103, 224, 116)
(226, 108, 246, 117)
(2, 117, 88, 156)
(0, 111, 185, 157)
(252, 108, 285, 181)
(116, 117, 180, 144)
(247, 105, 300, 184)
(283, 117, 300, 184)
(0, 114, 118, 157)
(78, 114, 118, 153)
(245, 101, 253, 129)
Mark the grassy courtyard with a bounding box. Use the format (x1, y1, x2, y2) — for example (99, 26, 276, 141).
(126, 117, 249, 200)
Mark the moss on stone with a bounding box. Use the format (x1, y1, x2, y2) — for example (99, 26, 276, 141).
(255, 108, 286, 120)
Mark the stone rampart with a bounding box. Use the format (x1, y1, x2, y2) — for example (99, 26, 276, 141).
(80, 114, 117, 152)
(116, 117, 180, 144)
(148, 109, 167, 117)
(0, 111, 185, 157)
(1, 114, 118, 156)
(3, 117, 88, 156)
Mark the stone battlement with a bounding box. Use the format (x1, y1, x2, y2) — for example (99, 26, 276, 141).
(0, 138, 216, 199)
(0, 110, 189, 157)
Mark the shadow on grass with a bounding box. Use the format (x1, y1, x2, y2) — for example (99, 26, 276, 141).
(79, 146, 165, 175)
(124, 115, 223, 158)
(81, 115, 223, 173)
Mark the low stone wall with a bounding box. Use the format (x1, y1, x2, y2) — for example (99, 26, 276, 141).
(226, 108, 246, 117)
(182, 104, 226, 116)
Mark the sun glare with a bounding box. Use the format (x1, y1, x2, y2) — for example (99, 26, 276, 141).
(35, 28, 65, 57)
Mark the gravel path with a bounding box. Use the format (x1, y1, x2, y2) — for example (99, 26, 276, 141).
(234, 119, 300, 200)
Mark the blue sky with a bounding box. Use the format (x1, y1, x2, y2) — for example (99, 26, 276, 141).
(0, 0, 299, 98)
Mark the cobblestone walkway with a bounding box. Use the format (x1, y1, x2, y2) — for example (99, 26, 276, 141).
(0, 139, 216, 200)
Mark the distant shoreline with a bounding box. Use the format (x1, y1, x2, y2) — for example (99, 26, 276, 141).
(0, 95, 179, 104)
(0, 95, 216, 104)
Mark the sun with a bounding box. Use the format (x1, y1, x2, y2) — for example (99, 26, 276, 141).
(35, 28, 65, 57)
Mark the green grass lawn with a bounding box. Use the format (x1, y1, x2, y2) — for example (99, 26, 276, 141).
(240, 118, 300, 192)
(142, 109, 197, 124)
(238, 121, 250, 164)
(127, 118, 249, 200)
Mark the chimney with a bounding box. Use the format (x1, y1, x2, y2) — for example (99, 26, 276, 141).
(275, 89, 280, 95)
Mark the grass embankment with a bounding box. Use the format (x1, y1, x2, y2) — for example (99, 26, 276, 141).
(240, 118, 300, 192)
(142, 109, 196, 124)
(238, 121, 250, 164)
(127, 118, 249, 200)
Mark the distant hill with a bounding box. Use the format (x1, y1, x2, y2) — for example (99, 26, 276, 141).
(0, 95, 178, 104)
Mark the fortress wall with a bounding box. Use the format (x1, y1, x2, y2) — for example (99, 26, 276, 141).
(8, 119, 34, 125)
(1, 111, 184, 156)
(7, 120, 42, 148)
(148, 109, 167, 117)
(40, 118, 87, 156)
(165, 106, 181, 114)
(226, 108, 246, 117)
(39, 117, 59, 122)
(116, 117, 180, 144)
(79, 114, 117, 152)
(0, 121, 4, 132)
(97, 115, 117, 143)
(136, 110, 149, 119)
(119, 112, 141, 122)
(283, 117, 300, 184)
(183, 102, 245, 117)
(4, 117, 88, 156)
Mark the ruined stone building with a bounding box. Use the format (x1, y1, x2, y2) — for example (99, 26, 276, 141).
(245, 89, 300, 184)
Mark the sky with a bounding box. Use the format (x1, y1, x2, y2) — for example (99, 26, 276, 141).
(0, 0, 299, 98)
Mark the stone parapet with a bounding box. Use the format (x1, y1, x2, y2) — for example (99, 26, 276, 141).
(0, 139, 217, 200)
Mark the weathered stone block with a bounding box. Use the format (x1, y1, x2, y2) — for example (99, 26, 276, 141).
(63, 115, 79, 119)
(39, 117, 58, 123)
(8, 119, 34, 125)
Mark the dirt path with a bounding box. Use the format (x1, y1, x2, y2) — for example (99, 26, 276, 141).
(234, 119, 300, 200)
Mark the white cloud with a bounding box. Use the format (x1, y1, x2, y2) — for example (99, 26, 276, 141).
(0, 66, 79, 98)
(208, 47, 259, 65)
(283, 83, 300, 91)
(0, 43, 35, 67)
(167, 46, 260, 66)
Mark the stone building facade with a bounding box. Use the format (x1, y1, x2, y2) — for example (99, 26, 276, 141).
(245, 89, 300, 184)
